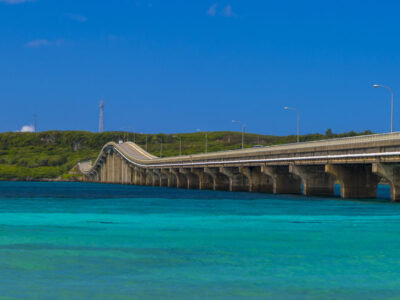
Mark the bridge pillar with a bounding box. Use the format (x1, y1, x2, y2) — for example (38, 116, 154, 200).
(139, 169, 147, 185)
(107, 152, 114, 183)
(162, 169, 177, 187)
(124, 162, 132, 184)
(219, 167, 249, 192)
(261, 166, 302, 194)
(156, 169, 168, 187)
(180, 168, 200, 189)
(150, 169, 160, 186)
(325, 164, 379, 198)
(145, 169, 155, 186)
(115, 156, 122, 184)
(204, 167, 230, 191)
(289, 165, 335, 196)
(170, 168, 187, 188)
(191, 168, 213, 190)
(131, 167, 140, 185)
(372, 163, 400, 201)
(99, 157, 106, 183)
(239, 166, 273, 193)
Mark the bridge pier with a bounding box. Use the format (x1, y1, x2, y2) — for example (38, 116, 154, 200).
(261, 166, 302, 194)
(139, 169, 147, 186)
(204, 167, 230, 191)
(180, 168, 200, 189)
(192, 168, 214, 190)
(325, 164, 380, 198)
(100, 159, 106, 182)
(240, 166, 273, 193)
(289, 165, 335, 196)
(170, 168, 187, 188)
(220, 167, 249, 192)
(372, 163, 400, 201)
(162, 169, 177, 187)
(106, 152, 112, 183)
(132, 167, 140, 185)
(155, 169, 168, 187)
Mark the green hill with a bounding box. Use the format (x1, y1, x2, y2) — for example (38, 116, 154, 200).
(0, 129, 372, 180)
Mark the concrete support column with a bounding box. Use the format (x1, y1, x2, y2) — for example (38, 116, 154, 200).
(170, 168, 187, 188)
(139, 169, 147, 186)
(204, 167, 230, 191)
(120, 159, 126, 184)
(133, 167, 141, 185)
(180, 168, 200, 189)
(156, 169, 168, 187)
(106, 153, 113, 183)
(261, 165, 302, 194)
(240, 166, 273, 193)
(116, 156, 122, 184)
(372, 163, 400, 201)
(162, 169, 177, 187)
(191, 168, 213, 190)
(219, 167, 249, 192)
(150, 169, 160, 186)
(325, 164, 379, 198)
(289, 164, 335, 196)
(145, 170, 155, 186)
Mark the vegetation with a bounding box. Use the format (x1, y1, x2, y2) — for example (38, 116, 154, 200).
(0, 129, 373, 180)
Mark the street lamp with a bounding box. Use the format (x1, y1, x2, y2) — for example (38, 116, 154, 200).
(284, 107, 300, 143)
(373, 84, 394, 133)
(232, 120, 246, 149)
(173, 135, 182, 156)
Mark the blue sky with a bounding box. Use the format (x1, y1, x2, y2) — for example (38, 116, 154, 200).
(1, 0, 400, 135)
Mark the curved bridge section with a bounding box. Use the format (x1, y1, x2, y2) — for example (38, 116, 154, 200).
(80, 133, 400, 201)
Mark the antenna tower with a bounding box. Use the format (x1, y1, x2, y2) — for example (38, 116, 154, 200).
(99, 101, 104, 133)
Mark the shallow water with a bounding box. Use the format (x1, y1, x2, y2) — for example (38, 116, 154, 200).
(0, 182, 399, 299)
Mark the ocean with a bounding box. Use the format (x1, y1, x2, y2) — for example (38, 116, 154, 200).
(0, 182, 399, 299)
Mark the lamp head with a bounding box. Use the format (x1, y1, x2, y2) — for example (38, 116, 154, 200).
(373, 84, 380, 88)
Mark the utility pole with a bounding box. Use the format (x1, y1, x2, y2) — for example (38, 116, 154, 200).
(284, 107, 300, 143)
(373, 84, 394, 132)
(232, 120, 246, 149)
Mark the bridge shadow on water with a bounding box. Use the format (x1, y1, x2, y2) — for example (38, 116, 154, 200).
(0, 181, 393, 203)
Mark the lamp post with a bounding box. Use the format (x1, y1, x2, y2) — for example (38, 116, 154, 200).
(232, 120, 246, 149)
(173, 136, 182, 156)
(373, 84, 394, 133)
(284, 107, 300, 143)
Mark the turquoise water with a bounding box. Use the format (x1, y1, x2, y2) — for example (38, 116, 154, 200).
(1, 182, 400, 299)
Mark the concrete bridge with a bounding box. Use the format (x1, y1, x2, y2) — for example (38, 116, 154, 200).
(80, 132, 400, 201)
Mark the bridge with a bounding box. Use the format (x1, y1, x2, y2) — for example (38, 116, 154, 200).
(80, 132, 400, 201)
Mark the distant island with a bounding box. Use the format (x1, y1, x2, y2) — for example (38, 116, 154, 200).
(0, 129, 372, 181)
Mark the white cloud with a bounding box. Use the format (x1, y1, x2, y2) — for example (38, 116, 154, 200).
(25, 39, 51, 48)
(64, 13, 88, 22)
(207, 3, 217, 16)
(221, 4, 235, 17)
(18, 125, 35, 132)
(25, 39, 66, 48)
(0, 0, 34, 4)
